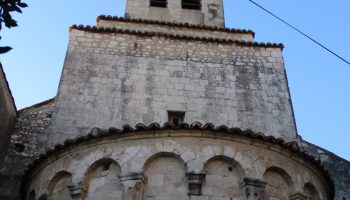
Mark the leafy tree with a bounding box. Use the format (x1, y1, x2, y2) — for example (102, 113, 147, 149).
(0, 0, 27, 54)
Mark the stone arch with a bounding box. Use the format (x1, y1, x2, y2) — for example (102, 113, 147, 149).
(202, 155, 244, 199)
(82, 158, 124, 200)
(303, 183, 320, 200)
(27, 190, 36, 200)
(143, 152, 189, 200)
(47, 171, 72, 200)
(263, 167, 293, 200)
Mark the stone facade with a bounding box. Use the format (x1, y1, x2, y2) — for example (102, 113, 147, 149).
(302, 141, 350, 200)
(47, 22, 297, 147)
(0, 100, 54, 200)
(1, 0, 349, 199)
(0, 64, 17, 167)
(23, 128, 332, 200)
(125, 0, 225, 27)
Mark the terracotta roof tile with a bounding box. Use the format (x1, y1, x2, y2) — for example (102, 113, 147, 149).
(70, 25, 284, 49)
(97, 15, 256, 37)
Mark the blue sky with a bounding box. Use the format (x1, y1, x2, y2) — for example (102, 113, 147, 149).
(1, 0, 349, 161)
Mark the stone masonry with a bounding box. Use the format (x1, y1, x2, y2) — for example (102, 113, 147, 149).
(0, 100, 54, 200)
(302, 141, 350, 200)
(47, 23, 297, 147)
(125, 0, 225, 27)
(1, 0, 349, 199)
(0, 63, 17, 167)
(24, 129, 332, 200)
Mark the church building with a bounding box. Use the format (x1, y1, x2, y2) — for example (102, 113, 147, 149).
(0, 0, 349, 199)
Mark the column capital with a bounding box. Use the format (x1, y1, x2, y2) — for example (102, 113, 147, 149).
(241, 177, 267, 200)
(120, 173, 146, 183)
(68, 182, 85, 199)
(186, 171, 206, 196)
(120, 173, 146, 200)
(290, 193, 308, 200)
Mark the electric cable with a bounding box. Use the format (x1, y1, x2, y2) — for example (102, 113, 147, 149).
(248, 0, 350, 66)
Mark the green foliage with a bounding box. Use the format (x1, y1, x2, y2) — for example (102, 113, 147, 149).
(0, 0, 27, 54)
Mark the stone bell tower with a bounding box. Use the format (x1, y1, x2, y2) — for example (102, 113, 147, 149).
(3, 1, 343, 200)
(125, 0, 225, 27)
(45, 0, 298, 147)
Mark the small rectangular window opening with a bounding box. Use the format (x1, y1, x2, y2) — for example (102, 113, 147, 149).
(150, 0, 167, 8)
(168, 111, 185, 125)
(182, 0, 201, 10)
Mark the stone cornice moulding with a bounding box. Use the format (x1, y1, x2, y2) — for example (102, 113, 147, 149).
(70, 25, 284, 50)
(97, 15, 256, 37)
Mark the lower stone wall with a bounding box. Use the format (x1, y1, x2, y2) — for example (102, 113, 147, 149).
(25, 130, 331, 200)
(302, 141, 350, 200)
(1, 98, 348, 200)
(0, 101, 54, 200)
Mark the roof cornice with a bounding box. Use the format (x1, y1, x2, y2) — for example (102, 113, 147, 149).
(97, 15, 256, 38)
(18, 98, 55, 113)
(70, 25, 284, 49)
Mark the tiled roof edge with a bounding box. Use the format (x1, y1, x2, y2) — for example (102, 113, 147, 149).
(302, 140, 350, 162)
(0, 62, 17, 113)
(18, 98, 55, 113)
(97, 15, 256, 38)
(20, 122, 334, 199)
(70, 25, 283, 49)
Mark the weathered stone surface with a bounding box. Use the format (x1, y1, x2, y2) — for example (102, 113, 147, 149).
(302, 141, 350, 200)
(47, 27, 297, 147)
(2, 0, 350, 199)
(125, 0, 225, 27)
(0, 101, 54, 200)
(263, 168, 291, 200)
(202, 157, 243, 199)
(23, 130, 332, 199)
(241, 178, 266, 200)
(0, 64, 17, 167)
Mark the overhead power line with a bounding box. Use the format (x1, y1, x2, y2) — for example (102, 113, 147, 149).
(248, 0, 350, 66)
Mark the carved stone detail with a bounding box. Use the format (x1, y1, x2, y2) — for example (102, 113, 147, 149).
(186, 172, 206, 196)
(241, 177, 266, 200)
(290, 193, 308, 200)
(68, 182, 84, 200)
(120, 173, 146, 200)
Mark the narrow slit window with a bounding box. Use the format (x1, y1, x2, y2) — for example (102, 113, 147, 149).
(150, 0, 167, 8)
(182, 0, 201, 10)
(168, 111, 185, 125)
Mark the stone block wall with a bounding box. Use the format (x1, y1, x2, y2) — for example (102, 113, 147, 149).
(302, 141, 350, 200)
(125, 0, 225, 27)
(0, 64, 17, 167)
(47, 27, 297, 147)
(0, 101, 54, 200)
(25, 131, 332, 199)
